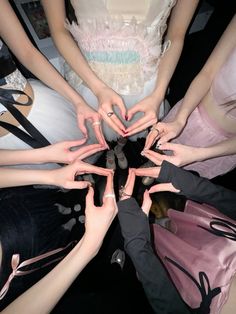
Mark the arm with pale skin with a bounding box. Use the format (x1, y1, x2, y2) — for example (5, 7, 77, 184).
(142, 136, 236, 168)
(117, 170, 189, 313)
(0, 0, 106, 143)
(0, 140, 110, 188)
(41, 0, 127, 137)
(144, 14, 236, 149)
(1, 173, 117, 314)
(134, 160, 236, 219)
(124, 0, 199, 137)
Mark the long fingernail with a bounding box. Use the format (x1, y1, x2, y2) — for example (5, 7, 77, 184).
(125, 115, 128, 121)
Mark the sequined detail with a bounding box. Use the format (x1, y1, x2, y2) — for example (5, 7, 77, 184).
(3, 69, 27, 96)
(64, 0, 176, 95)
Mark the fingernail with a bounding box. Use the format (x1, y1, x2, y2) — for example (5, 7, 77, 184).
(125, 115, 128, 121)
(141, 151, 145, 156)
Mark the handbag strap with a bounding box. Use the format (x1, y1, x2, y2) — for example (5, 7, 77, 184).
(0, 87, 51, 148)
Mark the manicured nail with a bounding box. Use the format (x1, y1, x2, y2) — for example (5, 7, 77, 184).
(141, 151, 145, 156)
(125, 115, 128, 121)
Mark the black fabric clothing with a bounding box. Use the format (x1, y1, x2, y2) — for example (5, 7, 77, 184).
(158, 161, 236, 219)
(0, 185, 85, 310)
(118, 198, 191, 314)
(118, 162, 236, 314)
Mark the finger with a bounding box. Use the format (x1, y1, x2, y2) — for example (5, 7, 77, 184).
(101, 113, 125, 137)
(126, 106, 141, 121)
(141, 189, 152, 216)
(65, 138, 87, 149)
(92, 121, 108, 147)
(78, 146, 105, 160)
(157, 142, 175, 151)
(77, 115, 88, 138)
(149, 183, 180, 194)
(79, 162, 113, 176)
(125, 119, 156, 137)
(134, 167, 160, 178)
(65, 181, 91, 190)
(116, 99, 127, 120)
(86, 186, 95, 207)
(144, 133, 156, 150)
(142, 150, 163, 165)
(126, 115, 155, 133)
(74, 143, 103, 157)
(103, 173, 116, 206)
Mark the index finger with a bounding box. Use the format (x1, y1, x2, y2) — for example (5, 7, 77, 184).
(92, 121, 108, 147)
(103, 173, 116, 205)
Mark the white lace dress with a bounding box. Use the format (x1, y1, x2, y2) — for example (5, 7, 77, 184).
(64, 0, 176, 141)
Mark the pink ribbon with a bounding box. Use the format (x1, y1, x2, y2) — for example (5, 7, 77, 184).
(0, 241, 77, 299)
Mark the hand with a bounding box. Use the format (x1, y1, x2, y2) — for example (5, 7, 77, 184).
(50, 160, 113, 189)
(76, 101, 107, 146)
(144, 120, 185, 150)
(143, 142, 201, 167)
(96, 86, 127, 137)
(42, 140, 107, 164)
(124, 95, 160, 137)
(83, 172, 118, 252)
(134, 167, 180, 194)
(119, 168, 136, 200)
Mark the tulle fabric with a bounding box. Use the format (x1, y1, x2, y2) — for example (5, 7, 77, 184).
(152, 200, 236, 314)
(63, 0, 176, 141)
(0, 79, 99, 169)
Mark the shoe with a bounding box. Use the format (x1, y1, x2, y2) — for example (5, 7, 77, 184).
(106, 150, 116, 170)
(114, 145, 128, 169)
(140, 160, 155, 186)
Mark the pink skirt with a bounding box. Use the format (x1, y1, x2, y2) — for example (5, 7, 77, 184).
(163, 101, 236, 179)
(152, 201, 236, 314)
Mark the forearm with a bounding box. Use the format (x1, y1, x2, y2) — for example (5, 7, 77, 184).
(0, 148, 50, 166)
(1, 236, 99, 314)
(49, 29, 106, 96)
(174, 71, 211, 124)
(158, 161, 236, 218)
(0, 168, 55, 188)
(117, 199, 188, 313)
(193, 137, 236, 162)
(152, 37, 184, 104)
(19, 46, 86, 109)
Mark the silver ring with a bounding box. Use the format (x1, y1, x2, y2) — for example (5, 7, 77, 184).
(151, 126, 160, 135)
(92, 121, 101, 126)
(107, 112, 114, 118)
(104, 193, 116, 198)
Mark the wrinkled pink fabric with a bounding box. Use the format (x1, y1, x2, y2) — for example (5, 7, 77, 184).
(152, 200, 236, 314)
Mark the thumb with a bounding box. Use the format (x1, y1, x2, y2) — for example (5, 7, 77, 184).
(77, 116, 88, 138)
(86, 186, 95, 207)
(141, 189, 152, 216)
(149, 183, 180, 194)
(127, 106, 140, 121)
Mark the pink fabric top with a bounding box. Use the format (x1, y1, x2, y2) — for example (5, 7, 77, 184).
(211, 46, 236, 120)
(152, 201, 236, 314)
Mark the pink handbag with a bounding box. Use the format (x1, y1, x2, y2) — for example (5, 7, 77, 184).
(152, 200, 236, 314)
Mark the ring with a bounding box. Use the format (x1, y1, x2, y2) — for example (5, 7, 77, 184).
(107, 112, 114, 118)
(104, 193, 116, 198)
(151, 126, 160, 135)
(92, 121, 101, 126)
